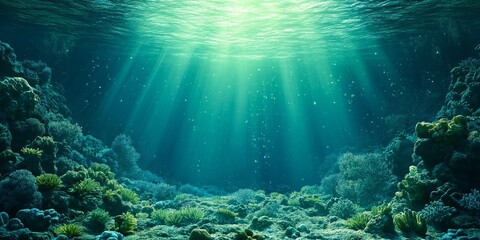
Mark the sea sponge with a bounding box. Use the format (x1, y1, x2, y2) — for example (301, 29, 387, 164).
(0, 77, 39, 120)
(415, 115, 468, 144)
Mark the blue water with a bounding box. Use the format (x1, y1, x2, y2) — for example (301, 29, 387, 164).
(1, 0, 480, 190)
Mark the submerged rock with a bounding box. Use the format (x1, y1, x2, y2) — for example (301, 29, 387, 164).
(189, 228, 212, 240)
(96, 231, 124, 240)
(5, 218, 23, 231)
(0, 77, 39, 120)
(16, 208, 59, 232)
(0, 41, 23, 77)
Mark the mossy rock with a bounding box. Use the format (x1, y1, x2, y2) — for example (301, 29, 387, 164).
(189, 229, 212, 240)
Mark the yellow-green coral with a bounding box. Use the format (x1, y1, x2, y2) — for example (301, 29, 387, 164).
(36, 173, 62, 190)
(54, 224, 83, 238)
(152, 208, 204, 226)
(393, 209, 426, 237)
(88, 163, 115, 183)
(118, 212, 137, 235)
(20, 147, 43, 157)
(117, 186, 139, 204)
(395, 166, 434, 209)
(345, 213, 372, 230)
(415, 115, 467, 143)
(70, 178, 102, 197)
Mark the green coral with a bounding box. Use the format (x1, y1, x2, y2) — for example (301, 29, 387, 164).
(345, 213, 373, 230)
(88, 163, 115, 183)
(20, 147, 43, 157)
(168, 207, 204, 226)
(393, 209, 426, 237)
(36, 173, 62, 191)
(151, 209, 171, 224)
(415, 115, 467, 143)
(70, 178, 102, 197)
(29, 136, 56, 156)
(118, 212, 137, 235)
(371, 203, 392, 216)
(54, 224, 83, 238)
(152, 208, 204, 226)
(117, 186, 139, 204)
(61, 167, 88, 187)
(396, 166, 435, 210)
(87, 208, 112, 232)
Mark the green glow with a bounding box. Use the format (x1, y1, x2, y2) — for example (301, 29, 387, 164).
(139, 0, 361, 59)
(95, 0, 390, 186)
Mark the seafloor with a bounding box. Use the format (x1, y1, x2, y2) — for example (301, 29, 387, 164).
(1, 41, 480, 240)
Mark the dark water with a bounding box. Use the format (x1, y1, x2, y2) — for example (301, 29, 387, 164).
(1, 0, 480, 189)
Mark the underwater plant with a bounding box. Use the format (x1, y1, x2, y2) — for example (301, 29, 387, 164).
(29, 136, 56, 156)
(20, 147, 43, 157)
(415, 115, 467, 143)
(151, 209, 172, 224)
(70, 178, 102, 197)
(393, 209, 427, 237)
(396, 166, 435, 210)
(117, 186, 139, 204)
(345, 213, 373, 230)
(36, 173, 62, 191)
(87, 208, 112, 232)
(371, 203, 392, 216)
(167, 207, 205, 226)
(152, 207, 204, 226)
(329, 199, 358, 219)
(54, 223, 83, 238)
(87, 163, 115, 184)
(118, 212, 137, 235)
(336, 152, 396, 206)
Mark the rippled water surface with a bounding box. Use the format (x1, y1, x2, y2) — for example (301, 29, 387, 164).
(2, 0, 479, 59)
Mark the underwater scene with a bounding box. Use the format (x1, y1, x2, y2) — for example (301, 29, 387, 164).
(1, 0, 480, 239)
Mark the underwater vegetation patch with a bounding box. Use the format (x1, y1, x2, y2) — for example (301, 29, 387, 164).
(345, 213, 373, 230)
(54, 223, 83, 238)
(393, 209, 427, 237)
(35, 173, 62, 191)
(151, 207, 204, 226)
(118, 212, 137, 235)
(20, 147, 43, 157)
(70, 178, 102, 197)
(87, 208, 112, 232)
(415, 115, 467, 144)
